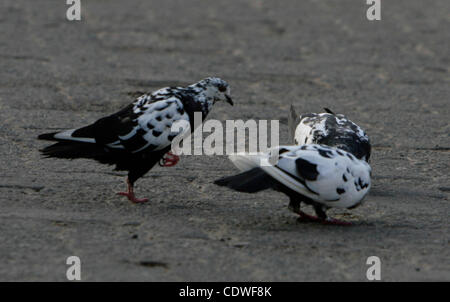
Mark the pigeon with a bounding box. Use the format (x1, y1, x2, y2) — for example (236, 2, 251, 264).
(288, 105, 371, 162)
(38, 77, 233, 203)
(214, 144, 371, 225)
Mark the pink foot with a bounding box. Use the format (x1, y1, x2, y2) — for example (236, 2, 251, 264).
(296, 210, 352, 226)
(159, 152, 180, 167)
(117, 179, 149, 204)
(296, 210, 322, 222)
(117, 192, 149, 203)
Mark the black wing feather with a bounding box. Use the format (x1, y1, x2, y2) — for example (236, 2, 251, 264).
(323, 107, 336, 114)
(288, 104, 301, 144)
(295, 158, 319, 181)
(214, 168, 274, 193)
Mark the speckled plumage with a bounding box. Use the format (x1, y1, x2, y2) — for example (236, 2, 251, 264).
(38, 77, 233, 202)
(215, 144, 372, 222)
(289, 105, 371, 161)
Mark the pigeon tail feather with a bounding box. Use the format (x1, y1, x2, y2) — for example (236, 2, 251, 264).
(228, 152, 267, 172)
(40, 141, 106, 160)
(288, 104, 300, 144)
(38, 132, 60, 141)
(38, 124, 97, 144)
(214, 167, 274, 193)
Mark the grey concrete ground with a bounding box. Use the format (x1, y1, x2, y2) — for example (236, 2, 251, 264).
(0, 0, 449, 281)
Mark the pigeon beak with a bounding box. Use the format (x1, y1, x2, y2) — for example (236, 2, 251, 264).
(225, 94, 233, 106)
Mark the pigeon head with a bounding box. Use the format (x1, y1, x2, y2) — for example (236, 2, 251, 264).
(195, 77, 233, 106)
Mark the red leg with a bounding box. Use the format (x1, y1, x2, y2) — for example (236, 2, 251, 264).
(159, 151, 180, 167)
(295, 209, 352, 226)
(296, 210, 323, 222)
(116, 178, 149, 203)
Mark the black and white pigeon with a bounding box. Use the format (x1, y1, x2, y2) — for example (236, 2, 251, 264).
(38, 77, 233, 203)
(288, 105, 371, 162)
(214, 144, 371, 225)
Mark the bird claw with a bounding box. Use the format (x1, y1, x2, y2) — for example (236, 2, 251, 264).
(117, 192, 149, 204)
(296, 211, 323, 222)
(296, 210, 352, 226)
(159, 152, 180, 167)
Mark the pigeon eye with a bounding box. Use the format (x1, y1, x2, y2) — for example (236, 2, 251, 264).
(218, 85, 227, 92)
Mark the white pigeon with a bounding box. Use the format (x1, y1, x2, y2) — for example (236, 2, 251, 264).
(289, 105, 371, 162)
(215, 144, 372, 225)
(39, 77, 233, 203)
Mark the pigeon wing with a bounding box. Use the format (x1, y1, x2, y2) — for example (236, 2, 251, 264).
(40, 94, 189, 155)
(263, 145, 372, 208)
(101, 95, 190, 153)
